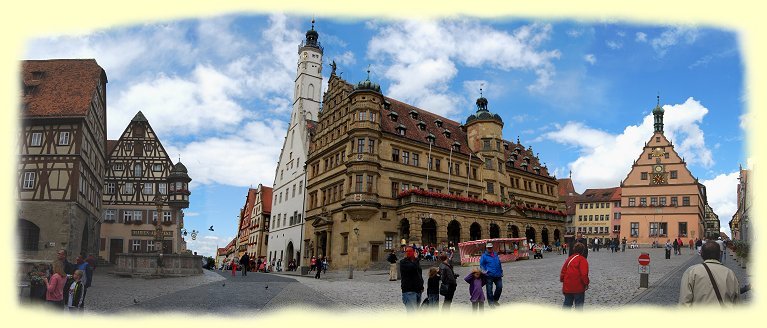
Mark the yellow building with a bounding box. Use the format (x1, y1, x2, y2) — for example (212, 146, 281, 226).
(574, 188, 620, 243)
(619, 98, 706, 246)
(303, 67, 565, 269)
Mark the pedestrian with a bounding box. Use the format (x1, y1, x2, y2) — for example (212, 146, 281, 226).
(438, 254, 458, 310)
(240, 253, 250, 276)
(665, 240, 672, 259)
(398, 247, 423, 312)
(689, 239, 694, 251)
(679, 241, 740, 306)
(426, 267, 440, 309)
(57, 249, 75, 275)
(560, 242, 590, 310)
(63, 269, 86, 311)
(322, 257, 328, 273)
(464, 267, 486, 312)
(277, 258, 282, 272)
(695, 238, 703, 255)
(571, 233, 589, 258)
(715, 238, 726, 263)
(256, 258, 262, 272)
(387, 250, 398, 281)
(561, 242, 568, 255)
(621, 237, 627, 252)
(479, 242, 503, 307)
(43, 260, 66, 308)
(673, 239, 679, 256)
(310, 256, 316, 272)
(314, 256, 323, 279)
(231, 260, 237, 276)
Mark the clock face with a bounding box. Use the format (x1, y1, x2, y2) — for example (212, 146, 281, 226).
(654, 165, 663, 172)
(652, 173, 665, 184)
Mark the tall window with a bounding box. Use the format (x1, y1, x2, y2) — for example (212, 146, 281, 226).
(670, 170, 678, 179)
(368, 139, 375, 154)
(391, 182, 399, 198)
(392, 149, 399, 162)
(641, 172, 648, 180)
(630, 222, 639, 237)
(671, 196, 678, 206)
(357, 138, 365, 153)
(132, 240, 141, 252)
(487, 182, 494, 194)
(402, 151, 410, 165)
(366, 175, 373, 193)
(650, 197, 657, 206)
(385, 235, 394, 251)
(134, 211, 143, 223)
(343, 235, 349, 253)
(679, 222, 688, 236)
(163, 211, 171, 222)
(143, 183, 152, 195)
(682, 196, 690, 206)
(105, 182, 115, 194)
(639, 197, 647, 206)
(413, 154, 419, 167)
(58, 132, 70, 145)
(123, 210, 133, 222)
(158, 183, 167, 195)
(660, 197, 666, 206)
(355, 175, 363, 192)
(435, 159, 441, 171)
(358, 111, 367, 121)
(22, 172, 36, 189)
(124, 183, 134, 194)
(649, 222, 659, 237)
(30, 132, 42, 146)
(134, 164, 143, 177)
(483, 139, 490, 151)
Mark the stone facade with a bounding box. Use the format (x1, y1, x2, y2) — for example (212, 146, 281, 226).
(303, 65, 565, 270)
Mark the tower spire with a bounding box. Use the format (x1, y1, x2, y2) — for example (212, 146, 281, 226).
(653, 94, 665, 133)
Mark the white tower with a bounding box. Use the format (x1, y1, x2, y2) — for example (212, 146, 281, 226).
(267, 20, 323, 268)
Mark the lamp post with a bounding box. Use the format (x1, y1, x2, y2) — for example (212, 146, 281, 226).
(348, 226, 359, 279)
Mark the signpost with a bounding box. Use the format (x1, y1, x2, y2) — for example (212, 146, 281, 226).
(638, 253, 650, 288)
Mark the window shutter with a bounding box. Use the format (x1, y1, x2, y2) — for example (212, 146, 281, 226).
(141, 240, 147, 253)
(128, 239, 134, 253)
(118, 210, 123, 223)
(145, 210, 150, 225)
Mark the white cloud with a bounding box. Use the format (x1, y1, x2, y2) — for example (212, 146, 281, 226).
(543, 97, 714, 191)
(108, 64, 250, 139)
(367, 20, 560, 117)
(606, 40, 623, 50)
(566, 29, 583, 38)
(187, 234, 234, 258)
(164, 119, 286, 187)
(650, 27, 700, 56)
(185, 212, 200, 217)
(584, 54, 597, 65)
(701, 172, 740, 236)
(635, 32, 648, 43)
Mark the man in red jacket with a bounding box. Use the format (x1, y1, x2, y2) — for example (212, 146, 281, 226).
(560, 242, 590, 310)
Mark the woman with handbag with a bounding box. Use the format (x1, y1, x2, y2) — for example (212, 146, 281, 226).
(438, 254, 458, 310)
(560, 242, 589, 310)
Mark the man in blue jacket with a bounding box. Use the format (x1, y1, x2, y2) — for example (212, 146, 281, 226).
(480, 242, 503, 307)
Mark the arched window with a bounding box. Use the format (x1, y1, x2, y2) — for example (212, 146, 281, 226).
(308, 84, 315, 101)
(18, 219, 40, 251)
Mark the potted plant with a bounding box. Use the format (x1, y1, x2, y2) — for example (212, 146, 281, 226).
(733, 240, 749, 268)
(27, 263, 48, 302)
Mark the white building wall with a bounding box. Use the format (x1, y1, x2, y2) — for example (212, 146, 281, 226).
(266, 30, 323, 267)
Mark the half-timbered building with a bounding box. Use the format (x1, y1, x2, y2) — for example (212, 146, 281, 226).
(246, 184, 272, 259)
(18, 59, 107, 262)
(99, 111, 191, 263)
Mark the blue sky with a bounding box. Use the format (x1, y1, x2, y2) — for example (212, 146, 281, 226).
(23, 14, 748, 258)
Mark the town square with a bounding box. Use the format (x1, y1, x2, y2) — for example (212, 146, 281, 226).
(7, 1, 763, 322)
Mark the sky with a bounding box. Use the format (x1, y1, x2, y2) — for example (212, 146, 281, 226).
(23, 14, 748, 258)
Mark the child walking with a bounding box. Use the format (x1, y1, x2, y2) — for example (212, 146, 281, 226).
(464, 267, 486, 312)
(426, 267, 440, 308)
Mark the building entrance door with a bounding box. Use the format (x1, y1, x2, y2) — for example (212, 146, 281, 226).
(109, 239, 123, 264)
(371, 244, 379, 262)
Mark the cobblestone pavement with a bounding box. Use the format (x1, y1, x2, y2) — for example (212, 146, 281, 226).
(73, 246, 752, 314)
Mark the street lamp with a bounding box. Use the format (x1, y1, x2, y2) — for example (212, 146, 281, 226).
(348, 227, 360, 279)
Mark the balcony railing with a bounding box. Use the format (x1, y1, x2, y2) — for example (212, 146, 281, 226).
(398, 193, 507, 214)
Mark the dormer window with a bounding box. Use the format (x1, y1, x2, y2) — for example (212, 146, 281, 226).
(417, 121, 426, 130)
(514, 146, 521, 154)
(511, 153, 518, 160)
(452, 141, 461, 151)
(523, 156, 530, 163)
(396, 124, 407, 136)
(426, 134, 436, 143)
(503, 143, 508, 150)
(383, 100, 391, 110)
(534, 166, 540, 174)
(389, 111, 398, 122)
(442, 129, 451, 138)
(409, 110, 419, 119)
(434, 119, 443, 128)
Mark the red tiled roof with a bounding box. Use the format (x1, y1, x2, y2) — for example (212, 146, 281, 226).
(557, 178, 577, 196)
(261, 186, 273, 214)
(107, 139, 118, 155)
(21, 59, 106, 118)
(577, 187, 620, 203)
(609, 187, 622, 201)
